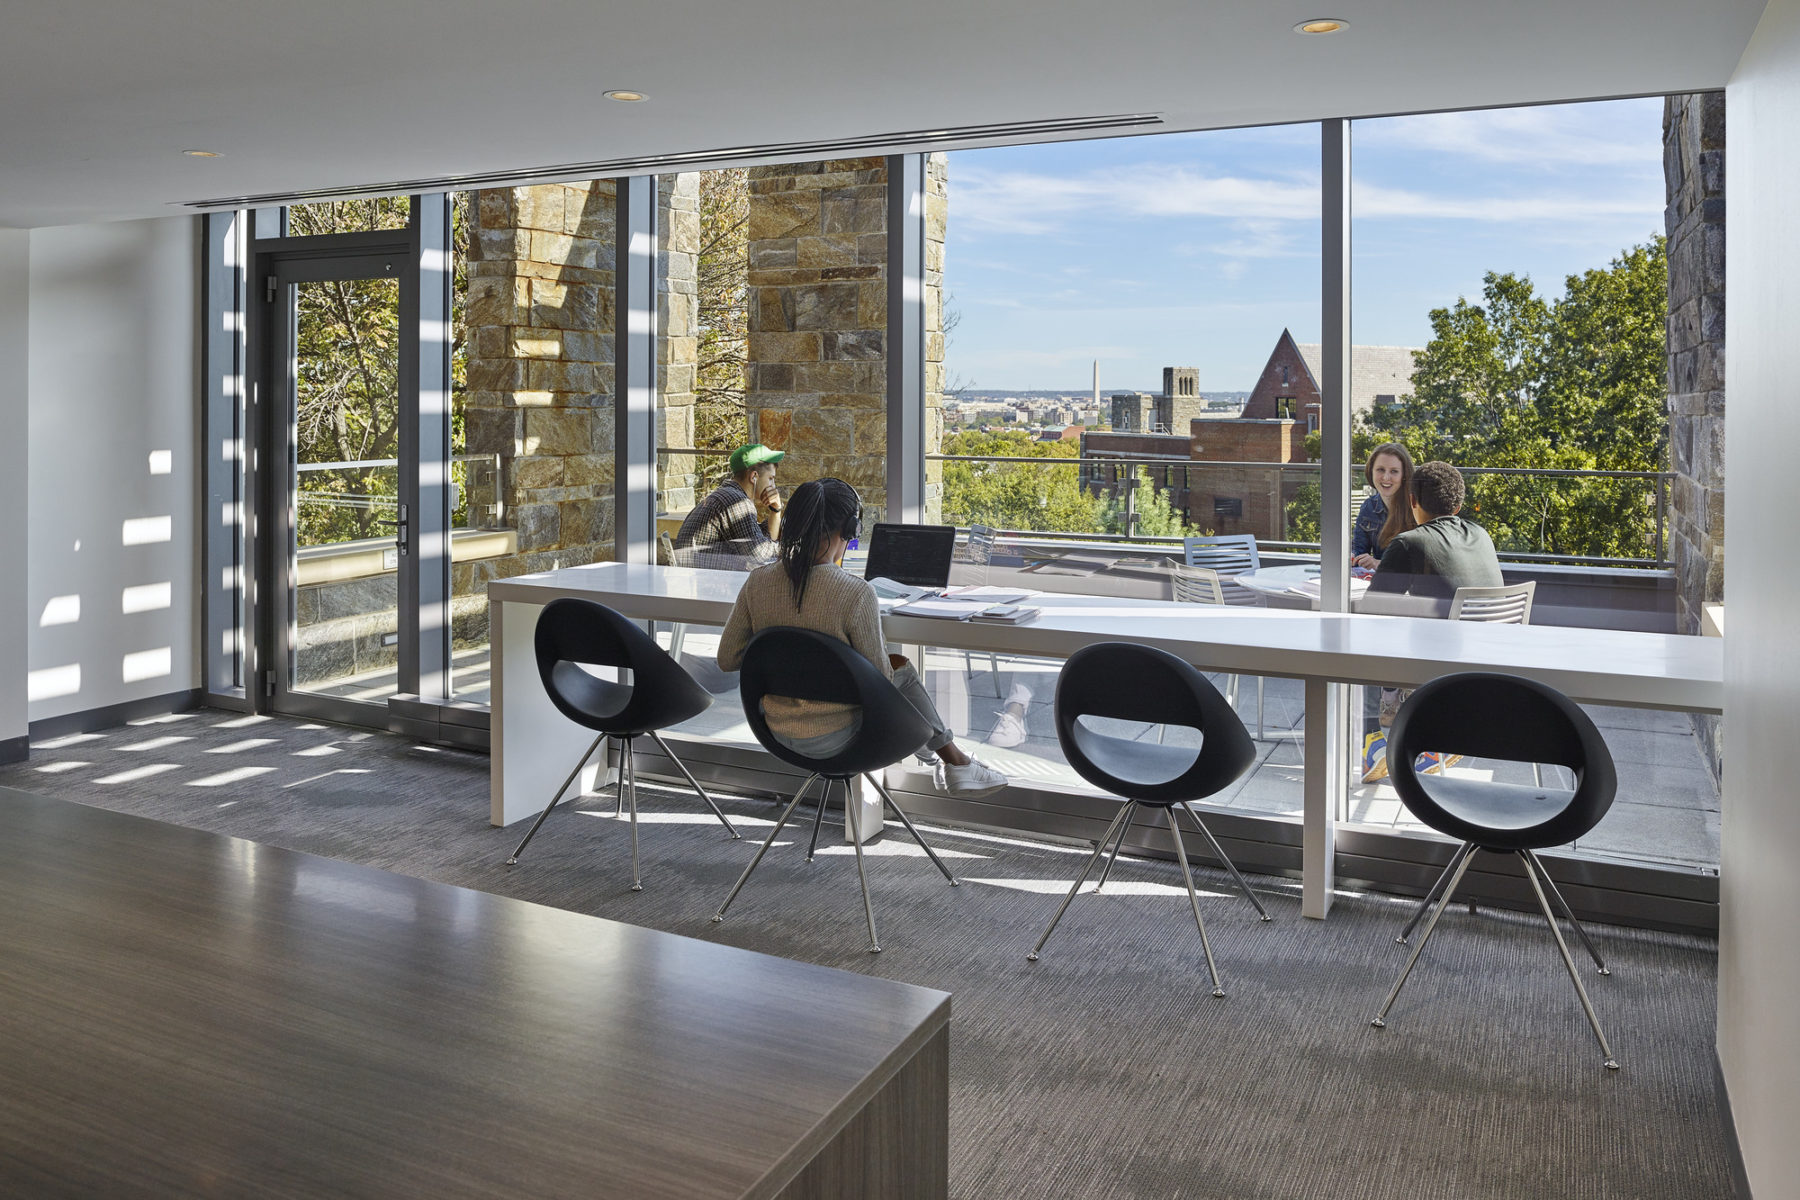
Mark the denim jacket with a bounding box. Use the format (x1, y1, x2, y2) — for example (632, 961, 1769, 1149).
(1352, 493, 1389, 560)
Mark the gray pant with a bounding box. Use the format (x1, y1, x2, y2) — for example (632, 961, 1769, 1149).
(772, 664, 955, 760)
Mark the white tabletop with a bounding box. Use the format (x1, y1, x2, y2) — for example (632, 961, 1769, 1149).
(490, 562, 1722, 714)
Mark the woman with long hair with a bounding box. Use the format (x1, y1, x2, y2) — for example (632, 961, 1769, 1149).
(1351, 442, 1419, 569)
(716, 477, 1007, 797)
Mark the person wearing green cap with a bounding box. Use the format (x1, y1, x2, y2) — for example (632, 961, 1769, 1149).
(672, 444, 787, 566)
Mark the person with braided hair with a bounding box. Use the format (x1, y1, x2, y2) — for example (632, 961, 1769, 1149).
(716, 477, 1008, 797)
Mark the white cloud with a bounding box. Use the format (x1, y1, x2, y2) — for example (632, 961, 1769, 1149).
(1353, 103, 1662, 168)
(1351, 180, 1661, 223)
(948, 164, 1321, 234)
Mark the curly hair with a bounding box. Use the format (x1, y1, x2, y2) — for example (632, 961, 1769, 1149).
(1410, 461, 1466, 519)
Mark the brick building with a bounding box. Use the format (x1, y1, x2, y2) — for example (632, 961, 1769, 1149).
(1081, 332, 1421, 541)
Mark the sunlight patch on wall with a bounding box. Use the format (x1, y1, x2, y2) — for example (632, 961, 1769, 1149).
(38, 594, 80, 627)
(121, 516, 173, 545)
(27, 664, 81, 702)
(122, 647, 173, 683)
(121, 582, 172, 614)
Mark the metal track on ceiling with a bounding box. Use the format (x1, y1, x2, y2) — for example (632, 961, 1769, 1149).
(182, 112, 1165, 210)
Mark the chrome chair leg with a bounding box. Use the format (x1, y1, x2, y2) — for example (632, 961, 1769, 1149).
(1523, 850, 1609, 975)
(1372, 845, 1477, 1028)
(1178, 802, 1270, 920)
(847, 782, 882, 954)
(805, 777, 832, 862)
(623, 739, 642, 892)
(505, 731, 608, 866)
(866, 776, 958, 885)
(1519, 851, 1619, 1069)
(1164, 806, 1226, 997)
(1092, 808, 1133, 893)
(713, 774, 817, 922)
(1397, 843, 1475, 944)
(648, 731, 740, 839)
(1028, 803, 1134, 962)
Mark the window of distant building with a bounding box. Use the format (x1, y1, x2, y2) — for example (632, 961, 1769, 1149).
(1215, 497, 1244, 519)
(1277, 396, 1297, 419)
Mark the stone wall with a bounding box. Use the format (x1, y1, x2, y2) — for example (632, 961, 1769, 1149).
(658, 173, 702, 514)
(745, 158, 891, 514)
(741, 155, 947, 524)
(1663, 91, 1726, 782)
(1664, 93, 1726, 631)
(924, 154, 948, 521)
(462, 182, 618, 608)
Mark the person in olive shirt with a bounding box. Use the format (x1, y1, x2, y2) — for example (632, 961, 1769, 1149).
(1367, 460, 1503, 600)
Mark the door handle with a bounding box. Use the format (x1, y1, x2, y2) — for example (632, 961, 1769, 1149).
(376, 503, 409, 557)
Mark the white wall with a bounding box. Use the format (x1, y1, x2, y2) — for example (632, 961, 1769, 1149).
(0, 231, 28, 746)
(1723, 4, 1800, 1193)
(26, 217, 198, 723)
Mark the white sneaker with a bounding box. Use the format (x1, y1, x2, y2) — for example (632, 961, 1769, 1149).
(986, 710, 1028, 748)
(934, 756, 1008, 797)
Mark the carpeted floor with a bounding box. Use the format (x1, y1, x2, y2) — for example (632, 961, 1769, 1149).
(2, 709, 1732, 1200)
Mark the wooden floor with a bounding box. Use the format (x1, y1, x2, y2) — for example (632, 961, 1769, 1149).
(0, 788, 948, 1199)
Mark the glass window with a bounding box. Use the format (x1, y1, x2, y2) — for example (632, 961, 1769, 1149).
(448, 180, 622, 701)
(286, 196, 410, 236)
(656, 158, 894, 572)
(1343, 98, 1717, 873)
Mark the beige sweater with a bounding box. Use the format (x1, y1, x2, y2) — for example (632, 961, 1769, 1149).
(716, 562, 893, 741)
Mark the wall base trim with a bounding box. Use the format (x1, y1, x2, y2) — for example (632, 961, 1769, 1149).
(1715, 1051, 1753, 1199)
(0, 736, 26, 765)
(28, 690, 203, 742)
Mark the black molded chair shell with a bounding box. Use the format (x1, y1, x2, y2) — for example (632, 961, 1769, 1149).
(1388, 672, 1617, 852)
(1053, 642, 1256, 806)
(534, 598, 713, 737)
(738, 628, 932, 778)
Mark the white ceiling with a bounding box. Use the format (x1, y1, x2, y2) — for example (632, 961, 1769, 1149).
(0, 0, 1768, 228)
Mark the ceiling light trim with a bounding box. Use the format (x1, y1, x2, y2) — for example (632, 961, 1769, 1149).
(178, 112, 1164, 210)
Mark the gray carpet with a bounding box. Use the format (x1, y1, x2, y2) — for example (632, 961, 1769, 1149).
(3, 710, 1731, 1200)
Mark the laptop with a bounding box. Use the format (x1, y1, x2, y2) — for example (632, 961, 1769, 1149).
(862, 523, 957, 590)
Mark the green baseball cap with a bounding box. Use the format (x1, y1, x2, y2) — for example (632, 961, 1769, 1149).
(729, 443, 785, 474)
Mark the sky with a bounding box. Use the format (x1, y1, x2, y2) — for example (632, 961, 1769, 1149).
(940, 98, 1667, 394)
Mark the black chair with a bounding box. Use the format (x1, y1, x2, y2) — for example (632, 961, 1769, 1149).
(1370, 671, 1622, 1069)
(505, 598, 741, 888)
(711, 628, 958, 953)
(1027, 642, 1270, 997)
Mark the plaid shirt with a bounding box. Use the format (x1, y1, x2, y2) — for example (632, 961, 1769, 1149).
(671, 479, 777, 567)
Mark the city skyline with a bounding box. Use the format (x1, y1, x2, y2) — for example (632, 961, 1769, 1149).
(940, 98, 1667, 393)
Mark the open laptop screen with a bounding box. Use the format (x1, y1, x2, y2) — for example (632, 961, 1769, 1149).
(862, 523, 957, 588)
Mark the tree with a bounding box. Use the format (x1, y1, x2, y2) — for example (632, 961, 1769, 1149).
(1101, 469, 1190, 537)
(1294, 237, 1669, 560)
(289, 197, 411, 547)
(939, 430, 1105, 532)
(694, 169, 751, 450)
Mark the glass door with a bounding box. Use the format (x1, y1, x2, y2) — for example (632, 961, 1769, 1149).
(260, 251, 417, 721)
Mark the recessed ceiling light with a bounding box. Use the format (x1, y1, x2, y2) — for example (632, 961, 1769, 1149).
(604, 90, 647, 103)
(1294, 18, 1348, 34)
(182, 149, 223, 157)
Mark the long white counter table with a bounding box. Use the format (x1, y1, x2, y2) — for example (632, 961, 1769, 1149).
(490, 562, 1724, 918)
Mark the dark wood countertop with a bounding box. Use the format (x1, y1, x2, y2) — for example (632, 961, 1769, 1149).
(0, 788, 949, 1199)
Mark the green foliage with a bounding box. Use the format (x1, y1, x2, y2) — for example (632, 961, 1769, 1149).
(940, 431, 1105, 532)
(695, 169, 751, 450)
(941, 431, 1192, 537)
(1291, 237, 1669, 560)
(1101, 468, 1190, 537)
